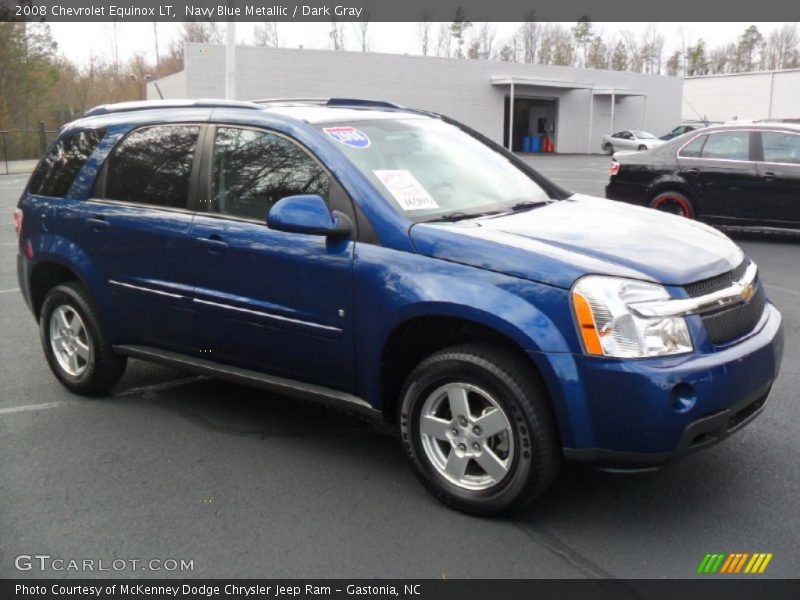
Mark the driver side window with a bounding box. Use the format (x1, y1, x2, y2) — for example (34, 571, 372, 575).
(209, 127, 330, 221)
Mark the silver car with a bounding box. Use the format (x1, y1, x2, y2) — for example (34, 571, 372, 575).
(602, 130, 663, 154)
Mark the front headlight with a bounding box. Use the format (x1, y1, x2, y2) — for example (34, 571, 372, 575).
(571, 276, 693, 358)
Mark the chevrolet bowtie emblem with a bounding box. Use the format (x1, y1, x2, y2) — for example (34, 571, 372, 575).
(739, 281, 754, 301)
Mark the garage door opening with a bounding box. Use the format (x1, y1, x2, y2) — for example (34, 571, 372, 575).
(503, 97, 557, 153)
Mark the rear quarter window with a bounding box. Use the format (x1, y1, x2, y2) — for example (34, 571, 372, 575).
(28, 128, 106, 198)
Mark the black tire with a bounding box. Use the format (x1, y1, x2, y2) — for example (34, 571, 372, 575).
(637, 145, 648, 151)
(399, 343, 561, 516)
(649, 190, 696, 219)
(604, 143, 614, 155)
(39, 281, 127, 395)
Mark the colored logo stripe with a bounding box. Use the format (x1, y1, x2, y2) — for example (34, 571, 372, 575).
(698, 553, 773, 574)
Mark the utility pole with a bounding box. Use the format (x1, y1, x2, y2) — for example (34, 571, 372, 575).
(225, 17, 236, 99)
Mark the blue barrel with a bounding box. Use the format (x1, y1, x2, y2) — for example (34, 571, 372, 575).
(522, 136, 532, 153)
(531, 135, 542, 153)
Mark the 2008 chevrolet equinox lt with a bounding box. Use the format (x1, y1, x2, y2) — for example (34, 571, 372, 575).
(15, 99, 784, 515)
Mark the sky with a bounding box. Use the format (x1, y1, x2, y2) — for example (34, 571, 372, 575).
(47, 22, 791, 68)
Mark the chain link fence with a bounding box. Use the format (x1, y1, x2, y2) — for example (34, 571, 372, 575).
(1, 122, 58, 175)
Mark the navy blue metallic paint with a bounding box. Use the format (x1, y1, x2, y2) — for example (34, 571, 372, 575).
(267, 194, 341, 235)
(16, 104, 784, 465)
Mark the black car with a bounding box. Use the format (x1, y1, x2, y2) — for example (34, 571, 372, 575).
(606, 124, 800, 231)
(660, 124, 703, 141)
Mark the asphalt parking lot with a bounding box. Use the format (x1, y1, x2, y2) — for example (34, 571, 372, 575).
(1, 156, 798, 580)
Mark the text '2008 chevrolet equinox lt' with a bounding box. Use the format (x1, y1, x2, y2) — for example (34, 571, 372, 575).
(15, 99, 784, 515)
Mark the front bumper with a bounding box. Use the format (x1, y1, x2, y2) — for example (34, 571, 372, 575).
(536, 302, 784, 466)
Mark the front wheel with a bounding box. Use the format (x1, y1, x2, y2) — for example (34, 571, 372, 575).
(399, 343, 561, 515)
(40, 282, 127, 395)
(637, 144, 648, 151)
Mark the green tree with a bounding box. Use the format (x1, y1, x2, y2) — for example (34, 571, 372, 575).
(572, 17, 593, 67)
(685, 39, 708, 76)
(736, 25, 763, 71)
(450, 7, 472, 58)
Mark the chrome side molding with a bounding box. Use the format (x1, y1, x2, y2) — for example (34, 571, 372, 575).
(629, 262, 758, 319)
(113, 345, 379, 419)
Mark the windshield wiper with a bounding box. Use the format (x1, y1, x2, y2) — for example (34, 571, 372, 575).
(507, 200, 551, 213)
(423, 210, 504, 223)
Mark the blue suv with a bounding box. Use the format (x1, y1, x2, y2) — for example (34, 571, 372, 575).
(15, 99, 784, 515)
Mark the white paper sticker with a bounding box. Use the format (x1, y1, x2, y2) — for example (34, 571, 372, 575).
(373, 170, 439, 211)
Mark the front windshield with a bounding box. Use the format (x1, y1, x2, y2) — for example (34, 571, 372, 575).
(315, 118, 550, 221)
(633, 131, 656, 139)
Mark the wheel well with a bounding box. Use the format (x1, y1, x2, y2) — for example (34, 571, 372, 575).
(649, 183, 694, 204)
(29, 262, 79, 320)
(379, 316, 548, 424)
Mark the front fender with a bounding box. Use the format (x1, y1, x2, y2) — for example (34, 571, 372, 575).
(353, 244, 578, 408)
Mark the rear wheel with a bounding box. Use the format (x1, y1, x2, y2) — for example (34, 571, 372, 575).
(604, 143, 614, 155)
(40, 282, 127, 395)
(399, 343, 561, 515)
(637, 144, 648, 151)
(649, 190, 695, 218)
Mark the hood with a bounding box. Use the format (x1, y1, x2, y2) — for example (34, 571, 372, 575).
(409, 195, 744, 289)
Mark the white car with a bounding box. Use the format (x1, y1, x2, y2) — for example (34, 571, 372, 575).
(602, 130, 663, 154)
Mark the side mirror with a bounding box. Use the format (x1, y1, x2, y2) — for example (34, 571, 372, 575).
(267, 194, 351, 237)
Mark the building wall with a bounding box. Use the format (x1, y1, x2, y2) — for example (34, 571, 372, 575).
(160, 44, 682, 153)
(683, 69, 800, 122)
(146, 70, 186, 101)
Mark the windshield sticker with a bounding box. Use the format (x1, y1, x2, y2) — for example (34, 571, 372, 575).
(373, 170, 440, 211)
(323, 126, 371, 148)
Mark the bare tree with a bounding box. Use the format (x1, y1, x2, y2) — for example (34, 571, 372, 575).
(329, 19, 346, 51)
(517, 17, 540, 64)
(416, 16, 432, 56)
(620, 29, 643, 72)
(762, 24, 799, 69)
(253, 23, 280, 47)
(352, 12, 370, 52)
(467, 23, 496, 60)
(435, 23, 451, 57)
(640, 24, 664, 74)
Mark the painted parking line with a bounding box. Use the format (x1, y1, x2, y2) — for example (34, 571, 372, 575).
(0, 401, 72, 416)
(0, 287, 20, 294)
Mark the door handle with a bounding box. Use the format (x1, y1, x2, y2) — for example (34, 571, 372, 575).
(686, 168, 700, 176)
(761, 171, 776, 182)
(196, 236, 228, 252)
(86, 217, 110, 231)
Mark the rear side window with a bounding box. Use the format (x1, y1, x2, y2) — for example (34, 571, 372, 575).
(761, 131, 800, 165)
(209, 127, 330, 221)
(102, 125, 200, 208)
(699, 132, 749, 161)
(28, 128, 105, 198)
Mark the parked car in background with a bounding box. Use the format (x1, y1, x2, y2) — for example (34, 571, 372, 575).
(606, 123, 800, 231)
(16, 100, 784, 515)
(602, 130, 663, 154)
(660, 124, 703, 140)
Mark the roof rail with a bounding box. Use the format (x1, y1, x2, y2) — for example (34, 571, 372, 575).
(83, 99, 262, 117)
(253, 97, 403, 109)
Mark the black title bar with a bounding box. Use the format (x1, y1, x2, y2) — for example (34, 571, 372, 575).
(1, 0, 797, 22)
